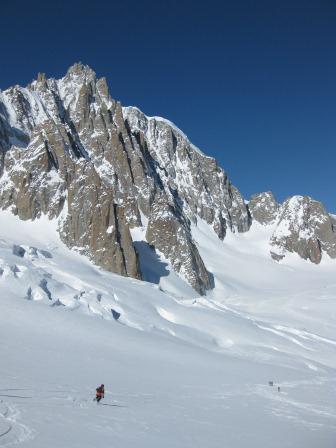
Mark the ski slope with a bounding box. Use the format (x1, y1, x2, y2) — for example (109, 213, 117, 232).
(0, 210, 335, 447)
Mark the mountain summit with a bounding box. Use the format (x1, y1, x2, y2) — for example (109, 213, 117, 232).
(0, 63, 335, 293)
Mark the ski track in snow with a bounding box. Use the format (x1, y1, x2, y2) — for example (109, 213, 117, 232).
(0, 400, 35, 446)
(0, 380, 335, 447)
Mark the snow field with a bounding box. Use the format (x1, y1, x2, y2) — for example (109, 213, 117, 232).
(0, 210, 335, 447)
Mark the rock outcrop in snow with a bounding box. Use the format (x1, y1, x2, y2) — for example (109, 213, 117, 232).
(248, 192, 278, 225)
(270, 196, 336, 263)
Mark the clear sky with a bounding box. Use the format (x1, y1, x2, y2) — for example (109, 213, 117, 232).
(1, 0, 335, 211)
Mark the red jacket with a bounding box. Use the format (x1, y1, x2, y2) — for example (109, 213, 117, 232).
(96, 386, 104, 398)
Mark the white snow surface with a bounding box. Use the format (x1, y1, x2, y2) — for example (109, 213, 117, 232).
(0, 210, 336, 447)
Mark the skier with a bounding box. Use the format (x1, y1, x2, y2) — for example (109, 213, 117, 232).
(95, 384, 105, 403)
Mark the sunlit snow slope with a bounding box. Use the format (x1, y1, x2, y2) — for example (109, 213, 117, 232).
(0, 210, 335, 448)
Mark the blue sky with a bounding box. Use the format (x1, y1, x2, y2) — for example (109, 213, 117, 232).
(1, 0, 335, 211)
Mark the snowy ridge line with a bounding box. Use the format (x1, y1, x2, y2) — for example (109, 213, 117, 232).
(122, 105, 209, 158)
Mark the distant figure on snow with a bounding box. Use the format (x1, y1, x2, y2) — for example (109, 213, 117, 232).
(96, 384, 105, 402)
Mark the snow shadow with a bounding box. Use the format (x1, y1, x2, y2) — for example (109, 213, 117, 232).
(133, 241, 169, 284)
(101, 403, 126, 408)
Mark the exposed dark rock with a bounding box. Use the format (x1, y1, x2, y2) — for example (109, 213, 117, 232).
(270, 196, 336, 263)
(248, 192, 279, 225)
(146, 193, 212, 295)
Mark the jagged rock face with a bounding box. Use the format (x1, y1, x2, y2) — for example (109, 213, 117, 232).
(146, 193, 211, 294)
(0, 64, 141, 282)
(0, 63, 251, 293)
(270, 196, 336, 263)
(248, 192, 278, 225)
(121, 107, 251, 292)
(330, 214, 336, 233)
(2, 63, 332, 291)
(60, 162, 141, 279)
(123, 107, 251, 237)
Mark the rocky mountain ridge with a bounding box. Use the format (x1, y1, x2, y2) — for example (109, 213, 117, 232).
(0, 63, 334, 294)
(249, 192, 336, 264)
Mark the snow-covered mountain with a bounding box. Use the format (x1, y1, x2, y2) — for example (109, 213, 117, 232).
(1, 63, 334, 296)
(270, 195, 336, 263)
